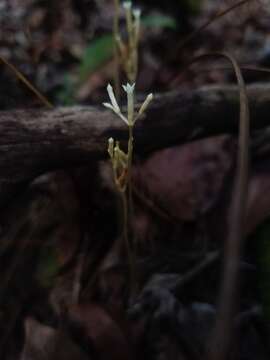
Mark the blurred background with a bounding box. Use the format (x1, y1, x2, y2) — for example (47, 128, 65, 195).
(1, 2, 270, 360)
(1, 0, 270, 108)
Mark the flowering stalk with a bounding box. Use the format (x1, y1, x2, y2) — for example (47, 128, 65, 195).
(104, 82, 153, 296)
(114, 1, 141, 83)
(113, 0, 120, 99)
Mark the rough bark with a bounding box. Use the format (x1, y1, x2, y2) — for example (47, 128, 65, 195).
(0, 83, 270, 206)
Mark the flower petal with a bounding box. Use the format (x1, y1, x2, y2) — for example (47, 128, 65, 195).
(107, 137, 114, 158)
(103, 102, 115, 111)
(107, 84, 120, 113)
(133, 8, 141, 19)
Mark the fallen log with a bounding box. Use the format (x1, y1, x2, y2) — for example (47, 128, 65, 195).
(0, 83, 270, 206)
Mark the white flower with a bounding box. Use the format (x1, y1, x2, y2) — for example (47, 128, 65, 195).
(103, 83, 129, 125)
(122, 82, 135, 94)
(103, 102, 115, 111)
(133, 8, 141, 43)
(107, 137, 114, 158)
(123, 1, 132, 10)
(123, 83, 135, 126)
(133, 8, 141, 19)
(108, 137, 114, 144)
(106, 83, 120, 113)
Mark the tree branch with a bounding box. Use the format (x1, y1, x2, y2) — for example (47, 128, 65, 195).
(0, 83, 270, 206)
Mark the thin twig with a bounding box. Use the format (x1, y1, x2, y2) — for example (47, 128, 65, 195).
(0, 55, 53, 108)
(195, 53, 250, 360)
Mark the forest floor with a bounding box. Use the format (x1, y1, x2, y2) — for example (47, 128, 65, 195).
(1, 1, 270, 359)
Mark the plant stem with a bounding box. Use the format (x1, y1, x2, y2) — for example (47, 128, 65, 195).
(124, 3, 137, 82)
(127, 124, 138, 297)
(130, 30, 138, 83)
(127, 125, 134, 228)
(132, 45, 138, 83)
(121, 190, 134, 297)
(113, 0, 120, 100)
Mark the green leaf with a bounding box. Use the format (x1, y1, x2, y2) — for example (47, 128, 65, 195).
(142, 14, 177, 30)
(56, 75, 76, 106)
(36, 245, 60, 288)
(79, 34, 114, 80)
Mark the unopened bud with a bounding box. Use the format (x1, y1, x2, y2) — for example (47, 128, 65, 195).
(138, 93, 153, 117)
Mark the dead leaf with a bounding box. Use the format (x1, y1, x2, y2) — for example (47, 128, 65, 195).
(68, 302, 133, 360)
(134, 135, 235, 221)
(20, 317, 88, 360)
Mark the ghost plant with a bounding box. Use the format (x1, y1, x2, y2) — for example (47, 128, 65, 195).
(104, 83, 153, 193)
(103, 82, 153, 294)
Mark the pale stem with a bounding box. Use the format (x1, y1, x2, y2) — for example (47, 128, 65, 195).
(126, 124, 137, 297)
(127, 124, 134, 216)
(127, 90, 134, 125)
(121, 189, 134, 297)
(124, 3, 136, 82)
(125, 4, 133, 46)
(132, 47, 138, 83)
(113, 0, 120, 100)
(127, 124, 136, 281)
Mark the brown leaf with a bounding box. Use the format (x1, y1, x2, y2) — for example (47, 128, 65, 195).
(68, 303, 133, 360)
(20, 317, 89, 360)
(246, 159, 270, 234)
(134, 135, 235, 221)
